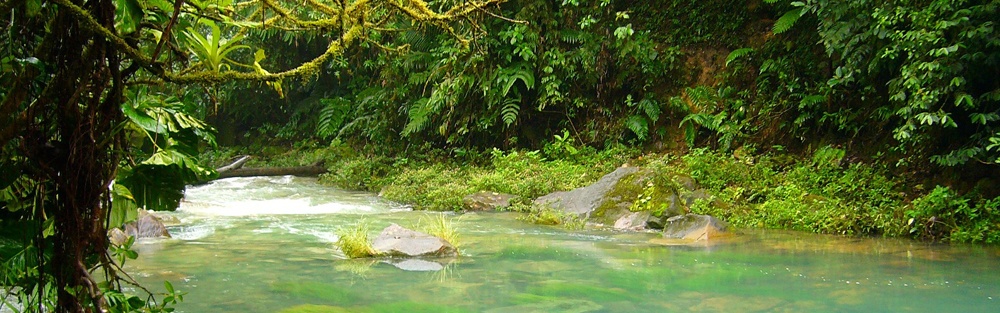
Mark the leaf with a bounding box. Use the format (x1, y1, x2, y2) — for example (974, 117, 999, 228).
(725, 48, 754, 67)
(317, 98, 351, 139)
(500, 98, 520, 127)
(773, 8, 803, 34)
(109, 183, 140, 229)
(625, 115, 649, 141)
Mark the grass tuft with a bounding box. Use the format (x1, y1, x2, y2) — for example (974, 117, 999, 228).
(334, 222, 376, 258)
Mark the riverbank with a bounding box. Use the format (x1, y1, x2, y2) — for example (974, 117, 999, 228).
(201, 143, 1000, 244)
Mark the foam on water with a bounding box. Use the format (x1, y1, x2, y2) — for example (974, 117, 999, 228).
(177, 176, 397, 217)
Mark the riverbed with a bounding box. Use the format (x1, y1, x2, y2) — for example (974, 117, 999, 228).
(125, 176, 1000, 312)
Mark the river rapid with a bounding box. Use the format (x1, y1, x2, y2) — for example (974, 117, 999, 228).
(125, 176, 1000, 312)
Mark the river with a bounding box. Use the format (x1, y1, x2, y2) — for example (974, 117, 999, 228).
(125, 176, 1000, 312)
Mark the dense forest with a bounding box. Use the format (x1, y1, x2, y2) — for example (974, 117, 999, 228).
(1, 0, 998, 311)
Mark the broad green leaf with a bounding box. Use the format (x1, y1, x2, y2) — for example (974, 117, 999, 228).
(109, 183, 140, 229)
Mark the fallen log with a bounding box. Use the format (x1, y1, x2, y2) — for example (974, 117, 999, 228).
(216, 155, 252, 173)
(206, 157, 327, 181)
(216, 163, 328, 179)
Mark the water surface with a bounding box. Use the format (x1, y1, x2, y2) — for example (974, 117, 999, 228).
(127, 176, 1000, 312)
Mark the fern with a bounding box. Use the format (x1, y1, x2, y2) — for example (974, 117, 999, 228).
(639, 97, 661, 123)
(625, 115, 649, 141)
(317, 97, 351, 139)
(403, 98, 433, 136)
(500, 97, 521, 127)
(773, 8, 803, 34)
(725, 48, 755, 67)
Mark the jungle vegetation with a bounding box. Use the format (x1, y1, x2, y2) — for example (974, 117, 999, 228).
(2, 0, 999, 311)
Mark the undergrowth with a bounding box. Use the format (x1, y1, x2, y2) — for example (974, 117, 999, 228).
(206, 142, 999, 243)
(672, 147, 1000, 243)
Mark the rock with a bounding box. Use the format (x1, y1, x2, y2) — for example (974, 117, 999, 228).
(643, 193, 684, 229)
(463, 191, 516, 211)
(108, 228, 130, 246)
(124, 210, 171, 239)
(673, 174, 698, 191)
(613, 211, 651, 231)
(662, 214, 728, 241)
(372, 223, 457, 257)
(110, 210, 171, 246)
(684, 188, 711, 207)
(534, 167, 640, 216)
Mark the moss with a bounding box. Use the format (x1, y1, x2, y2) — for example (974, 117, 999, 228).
(591, 170, 680, 225)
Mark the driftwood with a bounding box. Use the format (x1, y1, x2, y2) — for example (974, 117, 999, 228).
(212, 156, 327, 180)
(215, 155, 252, 172)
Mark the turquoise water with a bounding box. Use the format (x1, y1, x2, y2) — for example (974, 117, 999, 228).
(127, 176, 1000, 312)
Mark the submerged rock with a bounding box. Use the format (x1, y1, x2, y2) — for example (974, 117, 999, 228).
(372, 223, 457, 257)
(662, 214, 728, 241)
(463, 191, 517, 211)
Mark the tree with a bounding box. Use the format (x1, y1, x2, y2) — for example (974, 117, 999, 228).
(0, 0, 505, 311)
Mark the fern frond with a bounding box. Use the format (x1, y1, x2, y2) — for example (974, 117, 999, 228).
(500, 98, 520, 127)
(317, 98, 351, 139)
(639, 98, 661, 123)
(725, 48, 755, 67)
(773, 8, 803, 34)
(625, 115, 649, 141)
(403, 98, 433, 136)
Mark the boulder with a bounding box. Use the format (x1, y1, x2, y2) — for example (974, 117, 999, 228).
(463, 191, 516, 211)
(613, 211, 651, 231)
(643, 193, 685, 229)
(372, 223, 457, 257)
(110, 210, 171, 246)
(534, 167, 640, 216)
(534, 167, 689, 230)
(124, 210, 171, 238)
(662, 214, 728, 241)
(683, 188, 711, 208)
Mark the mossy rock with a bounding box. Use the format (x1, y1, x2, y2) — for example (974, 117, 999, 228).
(591, 170, 685, 229)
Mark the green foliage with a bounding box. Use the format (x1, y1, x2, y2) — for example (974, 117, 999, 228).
(739, 0, 1000, 166)
(335, 222, 377, 259)
(321, 146, 634, 211)
(317, 97, 352, 140)
(771, 7, 803, 34)
(907, 186, 1000, 243)
(182, 20, 250, 72)
(679, 148, 906, 236)
(417, 214, 460, 248)
(677, 86, 748, 150)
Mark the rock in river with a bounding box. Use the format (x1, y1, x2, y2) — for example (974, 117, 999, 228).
(372, 223, 457, 257)
(661, 214, 728, 241)
(109, 210, 171, 246)
(463, 191, 517, 211)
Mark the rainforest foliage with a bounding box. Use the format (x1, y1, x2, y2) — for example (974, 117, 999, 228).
(2, 0, 1000, 311)
(1, 0, 503, 311)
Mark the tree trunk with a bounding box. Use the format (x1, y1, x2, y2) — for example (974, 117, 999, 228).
(217, 165, 328, 178)
(213, 157, 327, 179)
